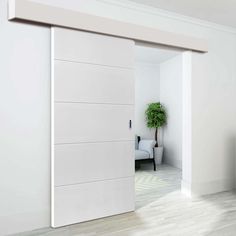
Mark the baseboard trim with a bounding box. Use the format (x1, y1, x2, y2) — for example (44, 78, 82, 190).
(164, 159, 182, 170)
(181, 178, 235, 198)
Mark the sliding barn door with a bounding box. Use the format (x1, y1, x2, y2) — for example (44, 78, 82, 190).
(51, 27, 135, 227)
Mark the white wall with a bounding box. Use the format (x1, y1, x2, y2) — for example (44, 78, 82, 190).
(2, 0, 236, 234)
(135, 62, 160, 139)
(160, 55, 183, 169)
(0, 0, 51, 235)
(191, 41, 236, 196)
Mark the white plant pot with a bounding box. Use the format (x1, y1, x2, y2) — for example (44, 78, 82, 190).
(154, 147, 164, 165)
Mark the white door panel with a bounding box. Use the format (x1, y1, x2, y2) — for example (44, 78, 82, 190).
(52, 27, 135, 227)
(53, 177, 135, 227)
(53, 27, 134, 68)
(54, 60, 134, 104)
(54, 141, 134, 186)
(54, 103, 134, 144)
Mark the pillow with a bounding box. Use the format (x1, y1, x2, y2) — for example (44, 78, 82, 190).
(138, 140, 156, 158)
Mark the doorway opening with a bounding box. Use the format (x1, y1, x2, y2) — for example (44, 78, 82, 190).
(134, 43, 190, 207)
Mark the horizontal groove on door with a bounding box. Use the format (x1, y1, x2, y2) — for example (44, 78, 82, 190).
(53, 177, 135, 227)
(54, 139, 134, 145)
(53, 27, 134, 68)
(55, 175, 135, 187)
(54, 60, 134, 104)
(54, 103, 134, 144)
(54, 141, 135, 186)
(54, 101, 134, 106)
(54, 58, 133, 70)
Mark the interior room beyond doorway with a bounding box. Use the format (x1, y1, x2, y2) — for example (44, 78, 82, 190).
(134, 44, 184, 206)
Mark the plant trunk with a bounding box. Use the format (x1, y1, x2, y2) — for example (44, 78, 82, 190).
(155, 128, 158, 147)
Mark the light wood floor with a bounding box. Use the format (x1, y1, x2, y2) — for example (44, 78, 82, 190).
(12, 164, 236, 236)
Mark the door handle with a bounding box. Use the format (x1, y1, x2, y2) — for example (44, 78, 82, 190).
(129, 120, 132, 129)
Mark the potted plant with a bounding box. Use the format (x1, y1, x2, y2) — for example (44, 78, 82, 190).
(145, 102, 167, 165)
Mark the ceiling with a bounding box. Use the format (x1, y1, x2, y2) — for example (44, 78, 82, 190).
(135, 44, 180, 64)
(129, 0, 236, 28)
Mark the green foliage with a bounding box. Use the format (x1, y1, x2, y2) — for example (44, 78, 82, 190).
(145, 102, 167, 129)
